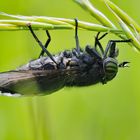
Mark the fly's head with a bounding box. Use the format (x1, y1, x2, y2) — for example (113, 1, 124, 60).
(103, 56, 130, 83)
(102, 40, 130, 84)
(102, 57, 118, 83)
(85, 35, 131, 84)
(101, 42, 118, 83)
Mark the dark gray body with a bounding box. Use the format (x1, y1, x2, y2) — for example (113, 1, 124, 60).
(0, 49, 115, 96)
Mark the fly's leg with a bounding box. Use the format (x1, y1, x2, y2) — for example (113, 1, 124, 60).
(74, 18, 81, 56)
(103, 39, 131, 58)
(28, 25, 58, 65)
(87, 32, 108, 59)
(85, 45, 102, 60)
(39, 30, 51, 57)
(94, 32, 108, 56)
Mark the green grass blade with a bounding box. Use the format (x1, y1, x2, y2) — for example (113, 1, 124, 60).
(73, 0, 116, 28)
(0, 12, 120, 32)
(0, 23, 21, 31)
(0, 20, 54, 30)
(104, 1, 140, 51)
(104, 0, 140, 32)
(119, 19, 140, 52)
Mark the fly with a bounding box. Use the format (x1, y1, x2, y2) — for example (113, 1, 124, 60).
(0, 19, 131, 96)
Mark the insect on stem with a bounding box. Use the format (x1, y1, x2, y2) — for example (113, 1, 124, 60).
(0, 20, 132, 96)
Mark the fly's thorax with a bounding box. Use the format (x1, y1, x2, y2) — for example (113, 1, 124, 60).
(102, 57, 118, 83)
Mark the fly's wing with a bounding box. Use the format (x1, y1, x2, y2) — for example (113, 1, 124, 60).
(0, 69, 73, 96)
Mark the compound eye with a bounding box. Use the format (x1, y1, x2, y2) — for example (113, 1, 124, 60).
(103, 57, 118, 81)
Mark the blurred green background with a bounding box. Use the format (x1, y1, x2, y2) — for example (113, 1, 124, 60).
(0, 0, 140, 140)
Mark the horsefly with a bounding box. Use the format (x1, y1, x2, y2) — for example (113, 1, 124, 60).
(0, 19, 131, 96)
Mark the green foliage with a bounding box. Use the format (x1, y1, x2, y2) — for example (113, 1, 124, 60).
(0, 0, 140, 140)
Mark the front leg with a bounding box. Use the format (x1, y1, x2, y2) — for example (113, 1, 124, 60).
(103, 39, 131, 58)
(94, 32, 108, 56)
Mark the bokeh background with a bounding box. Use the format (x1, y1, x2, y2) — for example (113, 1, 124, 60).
(0, 0, 140, 140)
